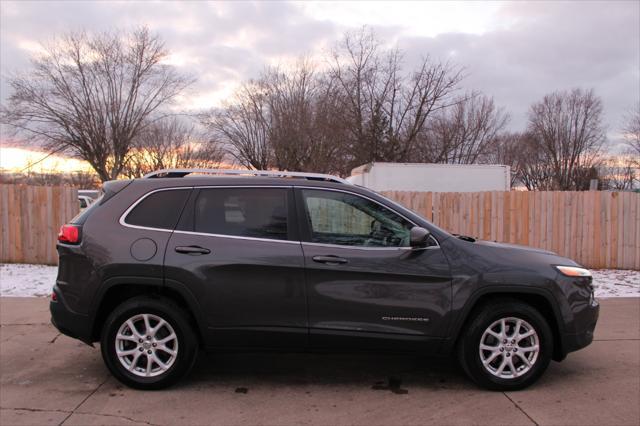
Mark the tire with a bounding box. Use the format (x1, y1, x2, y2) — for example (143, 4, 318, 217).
(456, 299, 553, 391)
(100, 296, 198, 390)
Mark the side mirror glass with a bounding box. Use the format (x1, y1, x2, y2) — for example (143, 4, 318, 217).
(410, 226, 431, 248)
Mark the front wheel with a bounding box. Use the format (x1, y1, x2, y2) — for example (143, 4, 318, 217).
(100, 296, 198, 390)
(457, 300, 553, 391)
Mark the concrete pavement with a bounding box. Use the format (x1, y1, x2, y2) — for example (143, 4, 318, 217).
(0, 297, 638, 426)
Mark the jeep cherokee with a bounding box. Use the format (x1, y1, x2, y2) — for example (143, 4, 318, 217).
(50, 169, 599, 390)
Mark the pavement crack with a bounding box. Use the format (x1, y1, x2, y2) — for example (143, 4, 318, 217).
(74, 411, 161, 426)
(1, 405, 159, 426)
(0, 322, 51, 327)
(49, 333, 61, 344)
(503, 392, 539, 426)
(0, 406, 70, 414)
(58, 375, 110, 426)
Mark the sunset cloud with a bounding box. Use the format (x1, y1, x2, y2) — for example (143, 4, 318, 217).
(1, 0, 638, 144)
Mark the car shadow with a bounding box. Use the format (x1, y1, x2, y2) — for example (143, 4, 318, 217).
(177, 351, 471, 392)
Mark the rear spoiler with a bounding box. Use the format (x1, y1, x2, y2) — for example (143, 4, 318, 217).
(99, 179, 133, 205)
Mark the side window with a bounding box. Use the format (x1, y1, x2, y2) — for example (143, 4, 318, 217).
(125, 189, 190, 230)
(302, 189, 413, 247)
(194, 188, 289, 241)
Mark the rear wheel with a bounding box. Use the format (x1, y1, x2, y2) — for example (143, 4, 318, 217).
(457, 300, 553, 391)
(100, 296, 198, 389)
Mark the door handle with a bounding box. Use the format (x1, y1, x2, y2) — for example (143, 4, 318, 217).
(175, 245, 211, 255)
(312, 255, 348, 265)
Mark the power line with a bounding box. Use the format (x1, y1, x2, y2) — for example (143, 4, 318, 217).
(17, 145, 70, 173)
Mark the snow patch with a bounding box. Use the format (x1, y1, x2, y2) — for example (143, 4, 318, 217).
(591, 269, 640, 298)
(0, 263, 638, 298)
(1, 263, 58, 297)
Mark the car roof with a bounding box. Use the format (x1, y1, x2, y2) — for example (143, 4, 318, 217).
(129, 175, 357, 191)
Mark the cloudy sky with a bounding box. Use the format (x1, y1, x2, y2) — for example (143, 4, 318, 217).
(1, 0, 638, 148)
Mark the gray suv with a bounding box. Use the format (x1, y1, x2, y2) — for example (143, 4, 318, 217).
(51, 169, 599, 390)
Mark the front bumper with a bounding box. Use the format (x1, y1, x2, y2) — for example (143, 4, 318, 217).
(560, 298, 600, 356)
(50, 285, 93, 345)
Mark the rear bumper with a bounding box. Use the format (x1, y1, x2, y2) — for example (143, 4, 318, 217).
(560, 299, 600, 356)
(50, 285, 93, 345)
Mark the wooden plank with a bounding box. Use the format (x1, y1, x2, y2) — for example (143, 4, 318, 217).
(567, 192, 574, 262)
(495, 192, 503, 242)
(610, 192, 619, 268)
(0, 186, 8, 262)
(592, 191, 601, 269)
(617, 192, 625, 269)
(623, 193, 635, 269)
(425, 192, 433, 222)
(635, 194, 640, 270)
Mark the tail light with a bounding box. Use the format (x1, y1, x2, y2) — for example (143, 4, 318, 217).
(58, 224, 81, 244)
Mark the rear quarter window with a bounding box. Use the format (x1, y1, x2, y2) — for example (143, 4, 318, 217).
(124, 189, 191, 230)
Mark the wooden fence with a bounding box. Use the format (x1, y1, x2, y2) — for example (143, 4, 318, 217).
(1, 184, 79, 265)
(383, 191, 640, 270)
(0, 185, 638, 269)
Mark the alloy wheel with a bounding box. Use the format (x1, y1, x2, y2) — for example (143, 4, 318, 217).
(478, 316, 539, 379)
(115, 313, 179, 377)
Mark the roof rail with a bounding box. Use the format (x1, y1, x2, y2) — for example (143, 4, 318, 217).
(142, 168, 351, 184)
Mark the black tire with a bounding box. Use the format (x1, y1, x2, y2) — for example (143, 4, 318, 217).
(457, 299, 553, 391)
(100, 296, 198, 390)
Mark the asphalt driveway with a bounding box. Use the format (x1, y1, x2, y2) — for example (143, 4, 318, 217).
(1, 297, 638, 426)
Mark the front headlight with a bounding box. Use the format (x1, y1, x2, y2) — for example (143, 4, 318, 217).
(555, 265, 592, 277)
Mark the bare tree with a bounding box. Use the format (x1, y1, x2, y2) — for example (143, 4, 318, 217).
(329, 28, 465, 169)
(122, 117, 224, 178)
(598, 155, 638, 191)
(622, 103, 640, 155)
(483, 132, 528, 187)
(203, 62, 350, 175)
(0, 170, 99, 188)
(204, 27, 465, 175)
(69, 171, 100, 189)
(487, 131, 557, 190)
(527, 88, 607, 190)
(418, 93, 509, 164)
(1, 27, 192, 182)
(204, 81, 271, 170)
(264, 62, 349, 174)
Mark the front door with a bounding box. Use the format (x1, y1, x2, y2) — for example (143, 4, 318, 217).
(164, 186, 307, 349)
(296, 188, 451, 351)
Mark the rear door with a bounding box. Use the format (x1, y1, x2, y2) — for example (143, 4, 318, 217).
(164, 186, 307, 349)
(296, 188, 451, 351)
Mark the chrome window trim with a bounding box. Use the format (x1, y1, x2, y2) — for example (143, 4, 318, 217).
(172, 229, 300, 245)
(118, 184, 440, 249)
(303, 241, 410, 251)
(296, 186, 441, 249)
(302, 241, 440, 251)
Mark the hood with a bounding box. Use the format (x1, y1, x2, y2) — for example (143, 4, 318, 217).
(474, 240, 556, 256)
(441, 236, 581, 280)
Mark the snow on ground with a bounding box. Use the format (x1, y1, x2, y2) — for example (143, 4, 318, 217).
(591, 269, 640, 298)
(0, 263, 639, 298)
(0, 263, 57, 297)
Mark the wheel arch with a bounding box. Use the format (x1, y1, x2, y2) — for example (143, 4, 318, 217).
(90, 277, 206, 347)
(447, 287, 566, 361)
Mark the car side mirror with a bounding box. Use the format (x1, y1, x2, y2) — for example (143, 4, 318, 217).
(410, 226, 431, 248)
